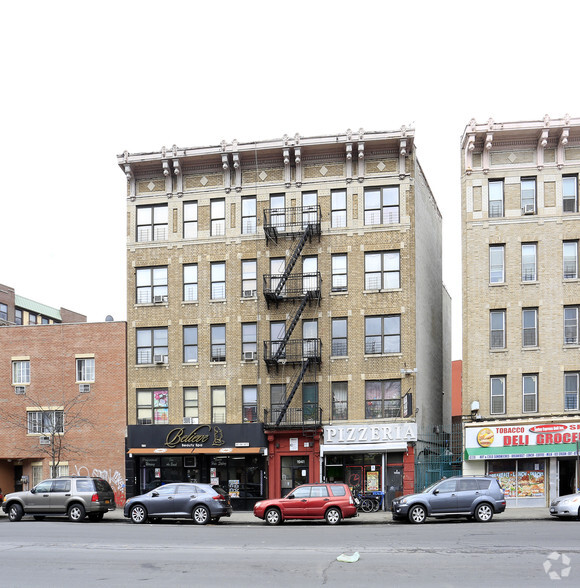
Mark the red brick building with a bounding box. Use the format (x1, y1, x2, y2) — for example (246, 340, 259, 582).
(0, 321, 127, 505)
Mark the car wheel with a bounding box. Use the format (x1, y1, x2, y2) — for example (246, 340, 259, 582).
(130, 504, 148, 524)
(325, 507, 342, 525)
(192, 505, 210, 525)
(474, 503, 493, 522)
(8, 504, 24, 522)
(68, 503, 86, 522)
(265, 507, 282, 525)
(33, 516, 46, 521)
(88, 513, 104, 522)
(408, 504, 427, 524)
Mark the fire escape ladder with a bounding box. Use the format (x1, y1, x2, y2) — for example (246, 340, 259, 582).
(274, 224, 312, 298)
(275, 358, 311, 426)
(272, 293, 310, 361)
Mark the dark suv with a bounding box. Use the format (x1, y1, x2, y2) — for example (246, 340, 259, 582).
(2, 477, 116, 522)
(391, 476, 506, 524)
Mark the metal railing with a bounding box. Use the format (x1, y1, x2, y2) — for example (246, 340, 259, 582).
(263, 406, 322, 427)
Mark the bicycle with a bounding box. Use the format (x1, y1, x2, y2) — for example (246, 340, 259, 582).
(352, 486, 381, 513)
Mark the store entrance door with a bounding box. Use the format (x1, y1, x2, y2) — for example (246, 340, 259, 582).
(559, 459, 577, 496)
(280, 456, 309, 497)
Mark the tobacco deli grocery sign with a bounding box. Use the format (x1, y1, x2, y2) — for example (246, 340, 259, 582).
(466, 421, 580, 460)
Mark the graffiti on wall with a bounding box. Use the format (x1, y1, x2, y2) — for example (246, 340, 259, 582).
(72, 465, 126, 506)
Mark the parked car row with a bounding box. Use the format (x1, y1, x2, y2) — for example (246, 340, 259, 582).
(4, 475, 577, 524)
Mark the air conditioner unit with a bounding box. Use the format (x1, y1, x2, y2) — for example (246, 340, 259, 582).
(523, 203, 535, 215)
(183, 417, 199, 425)
(14, 386, 26, 395)
(79, 384, 91, 394)
(243, 351, 257, 361)
(154, 354, 168, 364)
(242, 290, 256, 298)
(153, 295, 168, 303)
(39, 436, 51, 445)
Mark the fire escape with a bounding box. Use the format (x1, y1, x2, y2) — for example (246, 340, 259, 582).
(263, 205, 322, 427)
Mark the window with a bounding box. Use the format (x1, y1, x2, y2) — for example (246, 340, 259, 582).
(521, 243, 537, 281)
(242, 260, 257, 296)
(15, 309, 22, 325)
(490, 310, 505, 349)
(136, 328, 168, 364)
(184, 387, 199, 421)
(365, 251, 400, 290)
(364, 186, 399, 225)
(302, 256, 318, 292)
(488, 180, 504, 217)
(522, 308, 538, 347)
(136, 266, 168, 304)
(331, 189, 347, 227)
(270, 321, 286, 359)
(242, 323, 257, 358)
(302, 319, 318, 358)
(211, 199, 226, 236)
(211, 262, 226, 299)
(302, 191, 318, 227)
(332, 382, 348, 420)
(27, 410, 64, 434)
(137, 389, 168, 425)
(269, 257, 286, 295)
(270, 384, 286, 421)
(76, 358, 95, 382)
(183, 264, 198, 301)
(563, 241, 578, 279)
(41, 317, 49, 324)
(0, 303, 7, 321)
(183, 326, 198, 363)
(137, 204, 168, 242)
(331, 318, 347, 356)
(31, 464, 43, 487)
(491, 376, 506, 414)
(563, 176, 578, 213)
(212, 387, 226, 423)
(211, 324, 226, 362)
(365, 380, 401, 418)
(489, 245, 505, 283)
(564, 306, 579, 344)
(331, 254, 347, 292)
(243, 386, 257, 423)
(365, 315, 401, 354)
(183, 201, 198, 238)
(302, 382, 318, 420)
(29, 313, 37, 325)
(520, 178, 536, 213)
(523, 374, 538, 413)
(270, 194, 285, 228)
(242, 196, 257, 234)
(565, 373, 579, 411)
(12, 360, 30, 384)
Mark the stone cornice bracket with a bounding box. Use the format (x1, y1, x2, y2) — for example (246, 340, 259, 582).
(482, 133, 493, 174)
(537, 129, 549, 170)
(283, 147, 291, 187)
(162, 160, 172, 196)
(233, 151, 242, 192)
(557, 127, 569, 170)
(357, 141, 365, 183)
(124, 164, 136, 200)
(173, 159, 183, 197)
(464, 133, 476, 175)
(399, 137, 407, 179)
(345, 142, 353, 183)
(221, 152, 231, 194)
(294, 146, 302, 187)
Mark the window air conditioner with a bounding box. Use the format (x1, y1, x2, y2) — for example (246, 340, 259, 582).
(243, 351, 257, 361)
(153, 295, 168, 303)
(154, 354, 168, 364)
(39, 436, 51, 445)
(242, 290, 256, 298)
(523, 203, 535, 215)
(79, 384, 91, 393)
(183, 417, 199, 425)
(14, 386, 26, 395)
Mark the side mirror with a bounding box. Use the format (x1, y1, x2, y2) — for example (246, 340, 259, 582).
(151, 491, 159, 497)
(287, 494, 295, 499)
(433, 489, 439, 495)
(30, 488, 36, 494)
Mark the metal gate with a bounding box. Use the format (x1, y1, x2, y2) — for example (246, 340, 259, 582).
(415, 423, 463, 492)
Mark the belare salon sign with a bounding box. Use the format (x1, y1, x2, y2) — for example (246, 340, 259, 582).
(324, 423, 417, 445)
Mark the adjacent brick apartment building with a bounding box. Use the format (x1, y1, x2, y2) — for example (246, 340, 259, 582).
(0, 321, 127, 505)
(119, 128, 449, 508)
(461, 115, 580, 507)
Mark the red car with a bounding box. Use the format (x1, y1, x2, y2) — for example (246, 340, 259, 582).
(253, 483, 358, 525)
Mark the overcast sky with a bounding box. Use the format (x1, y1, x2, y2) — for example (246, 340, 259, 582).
(2, 0, 578, 360)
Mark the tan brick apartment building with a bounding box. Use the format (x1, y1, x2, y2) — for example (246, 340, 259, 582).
(0, 321, 127, 505)
(461, 116, 580, 507)
(119, 128, 449, 508)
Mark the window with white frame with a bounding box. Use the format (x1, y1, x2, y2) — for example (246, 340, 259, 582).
(365, 251, 400, 290)
(211, 324, 226, 361)
(136, 328, 168, 364)
(183, 387, 198, 420)
(331, 254, 347, 292)
(564, 373, 579, 411)
(365, 380, 401, 418)
(76, 358, 95, 382)
(242, 323, 257, 358)
(183, 201, 198, 238)
(489, 245, 505, 283)
(137, 204, 168, 242)
(242, 260, 257, 296)
(563, 175, 578, 213)
(183, 326, 198, 363)
(269, 257, 286, 295)
(12, 360, 30, 384)
(302, 191, 318, 228)
(183, 264, 198, 302)
(488, 179, 504, 217)
(521, 243, 537, 281)
(522, 308, 538, 347)
(563, 241, 578, 279)
(269, 194, 286, 228)
(490, 376, 506, 414)
(212, 387, 226, 423)
(520, 178, 536, 213)
(302, 256, 318, 292)
(490, 310, 505, 349)
(332, 382, 348, 420)
(270, 321, 286, 359)
(302, 319, 318, 358)
(137, 389, 168, 425)
(270, 384, 286, 422)
(564, 306, 579, 344)
(211, 262, 226, 300)
(331, 189, 347, 227)
(242, 196, 257, 234)
(523, 374, 538, 413)
(211, 199, 226, 236)
(331, 318, 347, 356)
(136, 266, 168, 304)
(27, 410, 64, 434)
(364, 186, 399, 225)
(243, 386, 257, 423)
(31, 463, 43, 487)
(365, 315, 400, 354)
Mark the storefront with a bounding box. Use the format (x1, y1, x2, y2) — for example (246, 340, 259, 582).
(465, 420, 580, 507)
(126, 423, 267, 510)
(320, 422, 417, 508)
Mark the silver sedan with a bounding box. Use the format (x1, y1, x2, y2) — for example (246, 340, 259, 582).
(550, 492, 580, 519)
